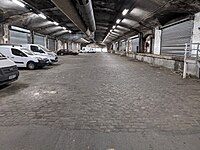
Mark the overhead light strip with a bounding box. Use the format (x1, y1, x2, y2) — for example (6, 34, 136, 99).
(116, 19, 121, 24)
(122, 9, 129, 16)
(38, 13, 46, 19)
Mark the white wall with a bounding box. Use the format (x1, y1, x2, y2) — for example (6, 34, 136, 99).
(153, 29, 162, 55)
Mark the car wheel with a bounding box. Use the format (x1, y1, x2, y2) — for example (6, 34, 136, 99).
(27, 62, 36, 70)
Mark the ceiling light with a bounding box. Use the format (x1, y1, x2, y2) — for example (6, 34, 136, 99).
(69, 30, 72, 33)
(102, 33, 110, 44)
(112, 25, 116, 29)
(122, 9, 129, 16)
(38, 13, 46, 19)
(63, 27, 66, 30)
(53, 21, 59, 25)
(12, 0, 25, 7)
(110, 29, 113, 32)
(116, 19, 121, 24)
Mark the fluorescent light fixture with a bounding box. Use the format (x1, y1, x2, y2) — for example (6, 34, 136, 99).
(62, 27, 66, 30)
(69, 30, 72, 33)
(12, 0, 25, 7)
(112, 25, 116, 29)
(102, 33, 110, 44)
(81, 38, 90, 43)
(116, 19, 121, 24)
(122, 9, 129, 16)
(11, 26, 30, 33)
(110, 29, 113, 32)
(38, 13, 46, 19)
(129, 35, 139, 39)
(53, 21, 59, 25)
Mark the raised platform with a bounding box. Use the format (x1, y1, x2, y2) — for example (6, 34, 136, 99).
(114, 51, 199, 78)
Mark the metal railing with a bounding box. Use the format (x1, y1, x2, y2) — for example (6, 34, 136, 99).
(183, 43, 200, 78)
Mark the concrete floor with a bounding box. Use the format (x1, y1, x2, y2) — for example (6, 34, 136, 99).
(0, 53, 200, 150)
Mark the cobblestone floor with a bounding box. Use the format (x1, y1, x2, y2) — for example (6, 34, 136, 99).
(0, 53, 200, 134)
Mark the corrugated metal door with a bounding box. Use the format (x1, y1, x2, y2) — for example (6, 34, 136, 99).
(10, 30, 29, 44)
(68, 42, 72, 50)
(48, 38, 55, 51)
(34, 34, 45, 46)
(161, 20, 193, 56)
(132, 38, 139, 53)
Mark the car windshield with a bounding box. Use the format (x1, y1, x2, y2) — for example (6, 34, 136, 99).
(21, 48, 34, 55)
(38, 45, 51, 52)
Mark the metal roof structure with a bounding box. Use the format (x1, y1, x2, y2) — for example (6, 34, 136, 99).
(0, 0, 200, 43)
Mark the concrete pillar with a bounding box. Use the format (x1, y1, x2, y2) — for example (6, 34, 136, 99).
(0, 24, 10, 44)
(192, 12, 200, 44)
(55, 39, 58, 51)
(139, 33, 143, 53)
(153, 28, 162, 55)
(57, 40, 63, 50)
(64, 42, 67, 49)
(44, 35, 48, 48)
(30, 30, 34, 44)
(0, 25, 4, 44)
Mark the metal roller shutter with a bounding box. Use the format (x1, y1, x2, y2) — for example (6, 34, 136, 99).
(34, 34, 45, 46)
(131, 38, 139, 53)
(119, 41, 126, 51)
(161, 20, 193, 56)
(68, 43, 72, 50)
(48, 38, 55, 51)
(10, 30, 29, 44)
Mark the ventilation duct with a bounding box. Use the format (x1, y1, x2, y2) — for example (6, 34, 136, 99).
(76, 0, 96, 32)
(51, 0, 90, 37)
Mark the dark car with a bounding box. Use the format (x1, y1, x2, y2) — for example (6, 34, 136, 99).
(57, 49, 79, 56)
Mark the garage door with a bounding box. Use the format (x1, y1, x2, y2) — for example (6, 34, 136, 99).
(10, 30, 30, 44)
(161, 20, 193, 56)
(34, 34, 45, 46)
(48, 38, 55, 51)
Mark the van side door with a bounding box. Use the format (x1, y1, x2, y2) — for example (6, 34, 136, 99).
(11, 48, 27, 68)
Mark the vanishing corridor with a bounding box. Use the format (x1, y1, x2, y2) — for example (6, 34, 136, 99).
(0, 53, 200, 150)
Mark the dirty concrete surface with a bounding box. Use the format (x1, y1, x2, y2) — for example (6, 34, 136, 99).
(0, 53, 200, 150)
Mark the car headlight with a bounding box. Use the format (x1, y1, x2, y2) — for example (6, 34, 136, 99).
(36, 57, 42, 61)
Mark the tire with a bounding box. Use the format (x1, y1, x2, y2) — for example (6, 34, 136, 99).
(27, 62, 36, 70)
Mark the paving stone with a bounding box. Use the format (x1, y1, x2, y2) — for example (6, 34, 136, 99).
(0, 53, 200, 134)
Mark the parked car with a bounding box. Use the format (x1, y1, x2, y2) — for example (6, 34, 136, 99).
(0, 45, 49, 70)
(89, 48, 96, 53)
(80, 47, 89, 53)
(57, 49, 79, 56)
(22, 44, 58, 64)
(80, 47, 96, 53)
(0, 52, 19, 86)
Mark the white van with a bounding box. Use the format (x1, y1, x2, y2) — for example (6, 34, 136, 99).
(0, 52, 19, 85)
(80, 47, 90, 53)
(0, 45, 49, 70)
(22, 44, 58, 64)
